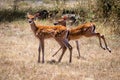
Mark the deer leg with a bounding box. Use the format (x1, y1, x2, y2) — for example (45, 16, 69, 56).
(93, 33, 106, 50)
(75, 40, 81, 59)
(84, 27, 106, 50)
(97, 33, 106, 50)
(52, 30, 69, 57)
(62, 30, 73, 63)
(40, 38, 45, 63)
(52, 47, 62, 57)
(62, 39, 73, 63)
(58, 46, 67, 62)
(100, 35, 111, 53)
(55, 38, 68, 63)
(85, 32, 106, 50)
(55, 38, 67, 63)
(38, 41, 41, 63)
(86, 27, 106, 50)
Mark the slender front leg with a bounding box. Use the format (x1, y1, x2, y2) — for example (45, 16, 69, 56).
(40, 38, 45, 63)
(75, 40, 81, 59)
(38, 41, 41, 63)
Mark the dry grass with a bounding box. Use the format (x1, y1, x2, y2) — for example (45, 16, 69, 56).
(0, 20, 120, 80)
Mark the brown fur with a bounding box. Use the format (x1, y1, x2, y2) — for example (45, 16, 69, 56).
(27, 13, 73, 63)
(27, 14, 68, 38)
(36, 24, 67, 37)
(52, 18, 111, 58)
(68, 22, 95, 40)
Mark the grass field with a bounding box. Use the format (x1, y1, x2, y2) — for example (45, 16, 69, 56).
(0, 20, 120, 80)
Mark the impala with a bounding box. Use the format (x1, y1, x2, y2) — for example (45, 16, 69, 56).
(53, 16, 81, 58)
(52, 16, 111, 57)
(27, 13, 73, 63)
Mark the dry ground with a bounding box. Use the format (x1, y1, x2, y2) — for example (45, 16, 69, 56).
(0, 20, 120, 80)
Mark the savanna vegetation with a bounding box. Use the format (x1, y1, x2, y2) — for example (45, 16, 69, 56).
(0, 0, 120, 80)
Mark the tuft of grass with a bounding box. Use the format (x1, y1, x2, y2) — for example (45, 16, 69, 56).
(0, 20, 120, 80)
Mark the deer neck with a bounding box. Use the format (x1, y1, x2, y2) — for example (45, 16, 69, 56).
(30, 21, 38, 33)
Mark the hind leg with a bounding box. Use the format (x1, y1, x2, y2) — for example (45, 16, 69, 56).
(100, 35, 111, 53)
(84, 28, 106, 50)
(52, 47, 62, 57)
(75, 40, 81, 59)
(55, 37, 73, 63)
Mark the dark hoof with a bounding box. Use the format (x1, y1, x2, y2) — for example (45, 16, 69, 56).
(103, 48, 106, 50)
(107, 47, 111, 53)
(109, 50, 111, 53)
(77, 56, 80, 59)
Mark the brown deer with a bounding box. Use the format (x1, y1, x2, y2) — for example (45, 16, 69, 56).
(27, 13, 73, 63)
(52, 16, 111, 57)
(53, 16, 81, 58)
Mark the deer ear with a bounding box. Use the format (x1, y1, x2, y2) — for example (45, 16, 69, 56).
(26, 12, 29, 18)
(26, 12, 33, 18)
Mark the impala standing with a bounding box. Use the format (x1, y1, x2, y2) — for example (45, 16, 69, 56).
(27, 13, 73, 63)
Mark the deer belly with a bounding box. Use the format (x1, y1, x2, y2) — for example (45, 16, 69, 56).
(36, 33, 52, 39)
(69, 35, 82, 40)
(44, 34, 52, 39)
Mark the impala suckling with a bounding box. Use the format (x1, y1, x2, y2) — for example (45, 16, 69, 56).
(52, 15, 111, 57)
(27, 13, 73, 63)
